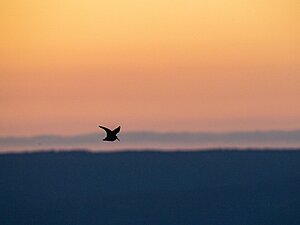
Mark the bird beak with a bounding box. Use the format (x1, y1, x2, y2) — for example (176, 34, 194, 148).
(117, 137, 120, 141)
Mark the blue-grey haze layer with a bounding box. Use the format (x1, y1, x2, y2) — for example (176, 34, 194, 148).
(1, 130, 300, 152)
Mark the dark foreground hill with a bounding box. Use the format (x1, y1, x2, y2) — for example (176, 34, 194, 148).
(1, 150, 300, 225)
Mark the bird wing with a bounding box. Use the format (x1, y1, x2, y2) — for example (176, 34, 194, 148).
(98, 126, 112, 135)
(112, 126, 121, 135)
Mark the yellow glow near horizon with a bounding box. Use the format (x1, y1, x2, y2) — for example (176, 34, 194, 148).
(0, 0, 299, 135)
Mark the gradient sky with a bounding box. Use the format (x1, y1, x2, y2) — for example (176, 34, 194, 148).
(1, 0, 299, 136)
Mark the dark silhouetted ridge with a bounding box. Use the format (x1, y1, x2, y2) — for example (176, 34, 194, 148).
(1, 149, 300, 225)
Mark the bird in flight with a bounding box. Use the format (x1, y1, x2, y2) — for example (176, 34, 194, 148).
(98, 125, 121, 142)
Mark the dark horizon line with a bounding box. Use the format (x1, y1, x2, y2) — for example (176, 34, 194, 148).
(1, 147, 300, 155)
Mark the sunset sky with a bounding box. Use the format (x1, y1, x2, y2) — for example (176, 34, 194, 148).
(1, 0, 299, 136)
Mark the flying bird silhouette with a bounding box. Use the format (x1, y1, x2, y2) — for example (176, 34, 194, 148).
(98, 125, 121, 142)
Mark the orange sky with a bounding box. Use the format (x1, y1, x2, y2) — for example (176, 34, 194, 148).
(0, 0, 299, 136)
